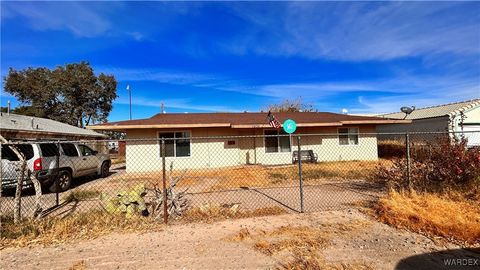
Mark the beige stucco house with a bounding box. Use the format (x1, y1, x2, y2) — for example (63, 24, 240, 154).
(88, 112, 408, 172)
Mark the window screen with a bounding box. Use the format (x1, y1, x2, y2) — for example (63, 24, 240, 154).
(339, 128, 359, 145)
(159, 132, 175, 157)
(159, 132, 191, 157)
(264, 130, 291, 153)
(265, 130, 279, 153)
(175, 132, 190, 157)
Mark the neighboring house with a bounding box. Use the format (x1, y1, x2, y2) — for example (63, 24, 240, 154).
(0, 112, 106, 141)
(376, 99, 480, 146)
(88, 112, 408, 172)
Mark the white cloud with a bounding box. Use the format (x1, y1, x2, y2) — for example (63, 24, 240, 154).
(223, 2, 480, 61)
(3, 2, 113, 38)
(114, 96, 238, 112)
(97, 67, 221, 85)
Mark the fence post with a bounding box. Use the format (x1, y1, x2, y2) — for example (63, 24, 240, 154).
(297, 136, 304, 213)
(405, 132, 411, 190)
(55, 140, 60, 206)
(161, 139, 168, 224)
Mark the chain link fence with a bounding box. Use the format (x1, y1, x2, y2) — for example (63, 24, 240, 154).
(1, 131, 479, 222)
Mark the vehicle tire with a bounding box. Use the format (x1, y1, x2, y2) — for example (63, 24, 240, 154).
(100, 161, 110, 178)
(49, 170, 72, 193)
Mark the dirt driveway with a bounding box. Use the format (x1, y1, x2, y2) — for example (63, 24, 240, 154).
(2, 209, 477, 270)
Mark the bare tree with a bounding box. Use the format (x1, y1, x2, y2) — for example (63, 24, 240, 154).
(264, 97, 316, 112)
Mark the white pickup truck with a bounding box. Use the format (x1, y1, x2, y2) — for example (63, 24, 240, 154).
(1, 142, 111, 192)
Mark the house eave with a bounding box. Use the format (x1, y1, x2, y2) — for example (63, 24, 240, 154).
(87, 119, 411, 131)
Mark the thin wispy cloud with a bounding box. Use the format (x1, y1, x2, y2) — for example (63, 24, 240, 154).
(114, 96, 238, 113)
(220, 2, 480, 61)
(2, 2, 114, 38)
(98, 67, 220, 85)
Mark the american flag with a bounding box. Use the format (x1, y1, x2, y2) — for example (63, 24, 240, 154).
(267, 111, 281, 128)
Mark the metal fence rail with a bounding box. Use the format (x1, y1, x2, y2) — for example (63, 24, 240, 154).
(1, 131, 479, 222)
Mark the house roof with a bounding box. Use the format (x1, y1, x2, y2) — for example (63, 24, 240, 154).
(0, 113, 106, 138)
(378, 99, 480, 120)
(87, 111, 409, 130)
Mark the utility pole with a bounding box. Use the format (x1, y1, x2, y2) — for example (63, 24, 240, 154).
(126, 84, 132, 120)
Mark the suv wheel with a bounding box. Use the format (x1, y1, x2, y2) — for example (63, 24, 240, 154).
(49, 170, 72, 192)
(100, 161, 110, 178)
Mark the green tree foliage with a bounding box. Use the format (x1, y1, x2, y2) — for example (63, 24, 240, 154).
(1, 106, 42, 116)
(264, 97, 316, 112)
(3, 62, 117, 127)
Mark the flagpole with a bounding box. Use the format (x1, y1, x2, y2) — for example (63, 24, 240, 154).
(127, 84, 132, 120)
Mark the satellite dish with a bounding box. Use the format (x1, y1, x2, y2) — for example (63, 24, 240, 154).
(400, 106, 415, 119)
(341, 108, 348, 114)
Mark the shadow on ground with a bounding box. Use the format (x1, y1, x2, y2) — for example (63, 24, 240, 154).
(396, 248, 480, 270)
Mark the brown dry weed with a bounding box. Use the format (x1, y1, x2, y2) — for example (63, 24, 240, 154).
(179, 205, 288, 223)
(374, 191, 480, 245)
(0, 211, 163, 248)
(229, 220, 372, 269)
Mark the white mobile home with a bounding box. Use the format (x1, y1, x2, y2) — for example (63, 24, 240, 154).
(377, 99, 480, 146)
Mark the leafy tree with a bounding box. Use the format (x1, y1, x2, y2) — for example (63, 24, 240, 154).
(264, 97, 316, 112)
(3, 62, 117, 127)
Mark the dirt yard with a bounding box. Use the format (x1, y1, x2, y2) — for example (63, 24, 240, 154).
(2, 209, 477, 270)
(0, 162, 384, 217)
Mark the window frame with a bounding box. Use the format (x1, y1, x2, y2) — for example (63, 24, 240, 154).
(157, 130, 192, 158)
(338, 127, 359, 146)
(264, 129, 292, 153)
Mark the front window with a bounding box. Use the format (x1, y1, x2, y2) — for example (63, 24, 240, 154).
(339, 128, 359, 145)
(159, 131, 191, 157)
(78, 145, 95, 156)
(265, 130, 291, 153)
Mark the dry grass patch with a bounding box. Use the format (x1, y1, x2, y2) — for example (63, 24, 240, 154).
(373, 191, 480, 245)
(68, 260, 87, 270)
(229, 220, 372, 269)
(252, 226, 329, 255)
(203, 160, 391, 191)
(179, 205, 288, 223)
(111, 160, 390, 192)
(279, 252, 374, 270)
(0, 211, 163, 248)
(64, 189, 101, 203)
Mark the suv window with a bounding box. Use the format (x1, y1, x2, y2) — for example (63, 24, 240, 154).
(78, 145, 95, 156)
(16, 144, 34, 160)
(1, 145, 20, 161)
(39, 143, 59, 157)
(61, 143, 79, 157)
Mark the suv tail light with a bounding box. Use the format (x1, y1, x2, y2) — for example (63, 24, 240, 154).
(33, 158, 42, 171)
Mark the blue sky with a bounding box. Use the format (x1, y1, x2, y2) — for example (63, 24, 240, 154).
(1, 1, 479, 122)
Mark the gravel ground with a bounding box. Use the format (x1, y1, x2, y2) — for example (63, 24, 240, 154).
(2, 209, 478, 270)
